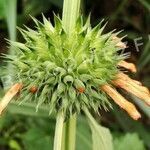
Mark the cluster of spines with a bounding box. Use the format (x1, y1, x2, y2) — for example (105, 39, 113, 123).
(3, 14, 126, 116)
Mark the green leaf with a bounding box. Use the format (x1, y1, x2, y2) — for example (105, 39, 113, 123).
(114, 133, 146, 150)
(7, 101, 53, 118)
(113, 105, 150, 148)
(22, 128, 53, 150)
(84, 108, 114, 150)
(76, 117, 92, 150)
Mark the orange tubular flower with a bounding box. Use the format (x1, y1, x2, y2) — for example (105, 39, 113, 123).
(112, 72, 150, 106)
(118, 60, 137, 73)
(101, 84, 141, 120)
(0, 83, 23, 115)
(100, 60, 150, 120)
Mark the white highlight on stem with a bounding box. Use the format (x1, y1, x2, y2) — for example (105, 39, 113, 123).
(53, 111, 64, 150)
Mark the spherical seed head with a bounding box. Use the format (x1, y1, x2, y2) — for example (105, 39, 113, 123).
(5, 15, 126, 116)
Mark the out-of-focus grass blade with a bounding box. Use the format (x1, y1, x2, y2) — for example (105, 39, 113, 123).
(137, 0, 150, 11)
(138, 42, 150, 69)
(1, 0, 17, 86)
(130, 95, 150, 118)
(4, 0, 17, 42)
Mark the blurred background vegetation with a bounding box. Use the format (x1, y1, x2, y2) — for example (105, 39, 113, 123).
(0, 0, 150, 150)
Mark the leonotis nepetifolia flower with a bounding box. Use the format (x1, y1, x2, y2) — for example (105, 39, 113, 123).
(0, 15, 150, 120)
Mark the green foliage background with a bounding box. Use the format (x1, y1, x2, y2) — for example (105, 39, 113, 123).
(0, 0, 150, 149)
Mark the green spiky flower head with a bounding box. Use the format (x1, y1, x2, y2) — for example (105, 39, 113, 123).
(6, 15, 126, 117)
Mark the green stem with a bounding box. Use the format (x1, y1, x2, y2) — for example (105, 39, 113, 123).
(53, 1, 81, 150)
(62, 114, 77, 150)
(5, 0, 17, 42)
(62, 0, 81, 34)
(61, 0, 81, 149)
(53, 111, 64, 150)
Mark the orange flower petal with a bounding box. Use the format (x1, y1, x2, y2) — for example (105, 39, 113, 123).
(101, 84, 141, 120)
(116, 42, 127, 49)
(115, 72, 150, 95)
(115, 72, 143, 87)
(113, 73, 150, 106)
(0, 83, 23, 115)
(118, 60, 137, 73)
(132, 80, 142, 86)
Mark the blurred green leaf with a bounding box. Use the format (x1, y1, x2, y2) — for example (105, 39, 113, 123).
(138, 42, 150, 69)
(125, 31, 141, 40)
(9, 139, 21, 150)
(24, 0, 63, 16)
(113, 106, 150, 148)
(0, 0, 5, 19)
(76, 117, 92, 150)
(114, 133, 145, 150)
(22, 127, 53, 150)
(2, 0, 17, 78)
(131, 95, 150, 118)
(4, 0, 17, 41)
(84, 109, 114, 150)
(0, 116, 5, 130)
(137, 0, 150, 11)
(142, 76, 150, 87)
(7, 101, 53, 118)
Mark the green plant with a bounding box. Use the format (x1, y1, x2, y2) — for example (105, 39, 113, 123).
(0, 0, 150, 150)
(114, 133, 145, 150)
